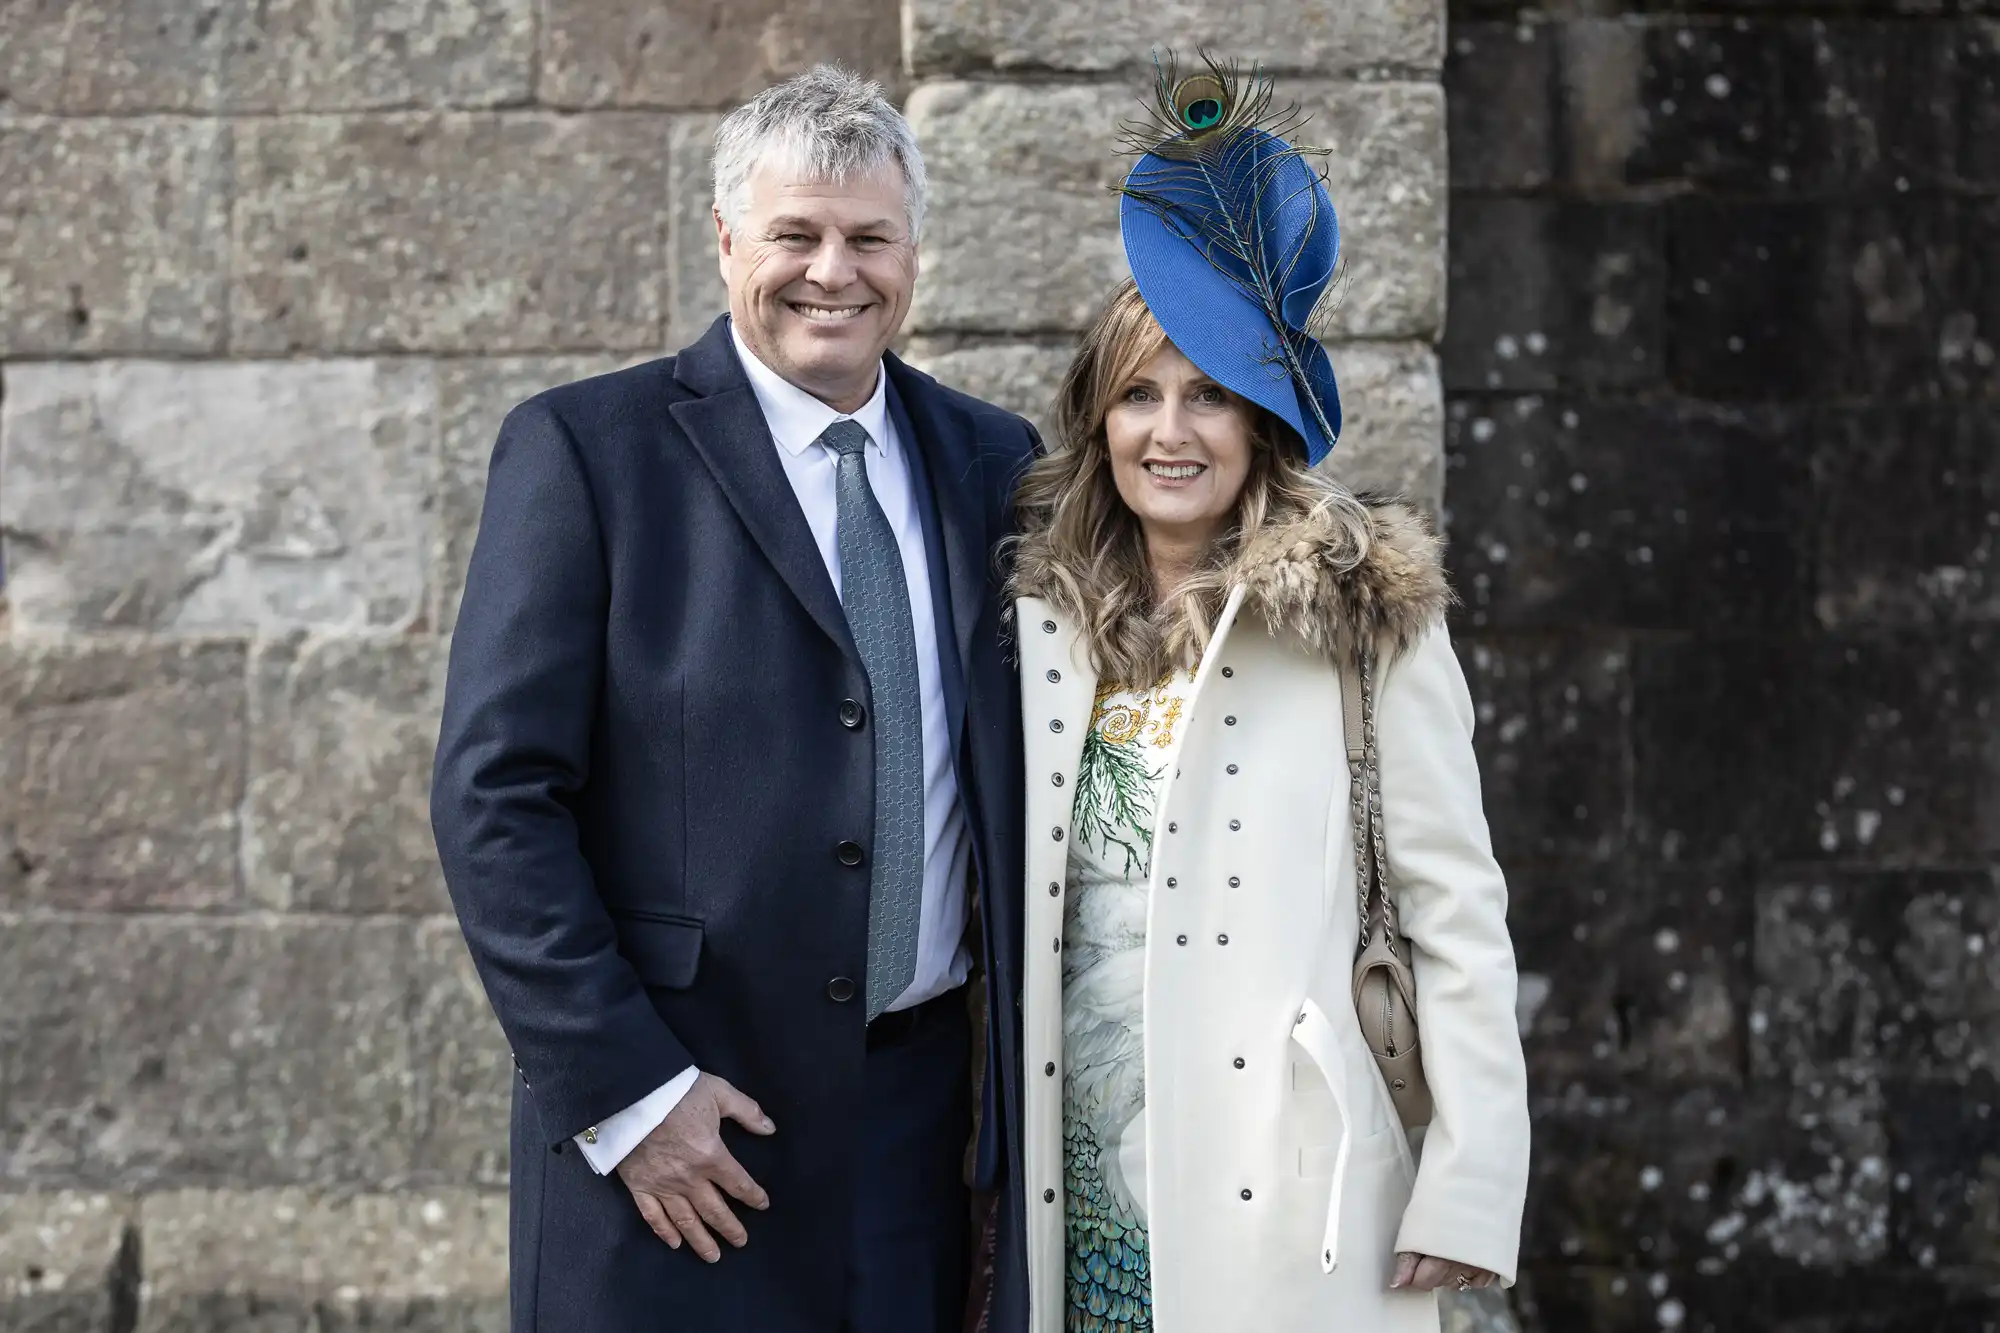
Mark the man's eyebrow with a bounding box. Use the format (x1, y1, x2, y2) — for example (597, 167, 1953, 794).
(764, 215, 901, 234)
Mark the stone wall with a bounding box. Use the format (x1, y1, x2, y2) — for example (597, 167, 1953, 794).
(0, 1, 1445, 1325)
(1443, 0, 2000, 1328)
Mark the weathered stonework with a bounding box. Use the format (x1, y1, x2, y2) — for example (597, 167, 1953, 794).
(0, 916, 420, 1188)
(905, 0, 1442, 78)
(244, 636, 450, 914)
(905, 80, 1446, 341)
(900, 339, 1075, 440)
(0, 119, 230, 356)
(0, 0, 535, 112)
(541, 0, 903, 108)
(231, 114, 669, 354)
(0, 1193, 134, 1333)
(0, 361, 434, 634)
(669, 114, 731, 351)
(0, 639, 247, 913)
(136, 1189, 507, 1331)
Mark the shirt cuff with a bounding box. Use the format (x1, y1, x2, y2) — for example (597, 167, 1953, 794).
(575, 1066, 701, 1175)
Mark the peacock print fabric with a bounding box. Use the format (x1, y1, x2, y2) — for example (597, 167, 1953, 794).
(1062, 668, 1196, 1333)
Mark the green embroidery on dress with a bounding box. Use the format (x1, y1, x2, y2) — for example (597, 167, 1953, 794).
(1072, 724, 1162, 879)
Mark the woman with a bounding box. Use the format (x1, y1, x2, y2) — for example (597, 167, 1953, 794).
(1004, 60, 1530, 1333)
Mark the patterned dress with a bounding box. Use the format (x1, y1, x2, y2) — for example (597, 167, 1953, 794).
(1062, 669, 1196, 1333)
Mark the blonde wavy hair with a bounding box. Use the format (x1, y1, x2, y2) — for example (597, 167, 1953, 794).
(1006, 279, 1375, 686)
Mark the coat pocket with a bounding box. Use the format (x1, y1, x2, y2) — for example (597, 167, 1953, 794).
(610, 909, 703, 989)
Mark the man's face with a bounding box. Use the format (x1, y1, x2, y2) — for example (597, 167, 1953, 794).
(716, 160, 918, 414)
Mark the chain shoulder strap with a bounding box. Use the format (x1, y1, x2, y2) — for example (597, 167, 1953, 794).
(1340, 643, 1399, 951)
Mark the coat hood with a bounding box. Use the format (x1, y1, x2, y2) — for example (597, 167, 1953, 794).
(1229, 498, 1453, 666)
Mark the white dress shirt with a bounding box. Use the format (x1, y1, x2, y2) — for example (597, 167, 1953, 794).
(574, 328, 975, 1174)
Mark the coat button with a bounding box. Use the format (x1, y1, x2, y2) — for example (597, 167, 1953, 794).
(1044, 1188, 1056, 1202)
(1165, 877, 1177, 888)
(1050, 719, 1064, 732)
(836, 841, 864, 866)
(1233, 1057, 1245, 1069)
(1052, 773, 1065, 787)
(1221, 666, 1234, 678)
(1047, 669, 1062, 682)
(1045, 1062, 1056, 1076)
(1054, 939, 1061, 952)
(1393, 1078, 1407, 1090)
(827, 977, 857, 1002)
(1224, 715, 1237, 726)
(1229, 876, 1241, 888)
(1240, 1189, 1253, 1201)
(839, 699, 865, 729)
(1218, 934, 1229, 945)
(1052, 827, 1065, 842)
(1229, 819, 1241, 831)
(1227, 763, 1239, 775)
(1176, 935, 1188, 946)
(1049, 882, 1061, 896)
(1167, 822, 1178, 833)
(1042, 620, 1057, 634)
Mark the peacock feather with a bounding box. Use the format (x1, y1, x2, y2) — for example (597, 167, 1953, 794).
(1115, 51, 1344, 450)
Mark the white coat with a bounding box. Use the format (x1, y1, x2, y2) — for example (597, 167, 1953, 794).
(1014, 502, 1530, 1332)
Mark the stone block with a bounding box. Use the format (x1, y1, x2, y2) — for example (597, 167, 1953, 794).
(1452, 635, 1632, 864)
(1893, 20, 2000, 190)
(0, 361, 434, 633)
(1812, 405, 2000, 629)
(1752, 870, 2000, 1084)
(0, 916, 419, 1188)
(1442, 397, 1814, 633)
(906, 0, 1441, 78)
(137, 1188, 506, 1331)
(0, 119, 229, 355)
(0, 1192, 135, 1333)
(540, 0, 902, 108)
(1511, 867, 1749, 1085)
(435, 356, 652, 633)
(1630, 632, 2000, 867)
(1443, 199, 1666, 394)
(1887, 1076, 2000, 1273)
(0, 639, 247, 913)
(1667, 196, 2000, 403)
(1527, 1079, 1888, 1272)
(1323, 341, 1443, 513)
(668, 114, 729, 352)
(899, 339, 1073, 442)
(407, 922, 513, 1187)
(1516, 1265, 1988, 1333)
(230, 113, 668, 353)
(244, 637, 449, 914)
(905, 80, 1445, 341)
(0, 0, 533, 112)
(1447, 22, 1556, 191)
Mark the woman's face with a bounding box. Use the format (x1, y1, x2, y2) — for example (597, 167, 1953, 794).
(1103, 342, 1257, 553)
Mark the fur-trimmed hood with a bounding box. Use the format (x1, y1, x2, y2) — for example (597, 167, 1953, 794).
(1229, 497, 1453, 665)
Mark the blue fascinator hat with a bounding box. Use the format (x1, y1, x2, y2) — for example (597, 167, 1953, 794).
(1117, 55, 1343, 465)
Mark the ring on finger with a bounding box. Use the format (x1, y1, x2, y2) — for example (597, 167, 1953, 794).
(1455, 1271, 1474, 1292)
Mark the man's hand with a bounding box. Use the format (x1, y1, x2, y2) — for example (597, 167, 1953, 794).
(1391, 1252, 1498, 1292)
(615, 1072, 775, 1262)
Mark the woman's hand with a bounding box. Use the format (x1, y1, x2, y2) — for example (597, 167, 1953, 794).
(1391, 1252, 1498, 1292)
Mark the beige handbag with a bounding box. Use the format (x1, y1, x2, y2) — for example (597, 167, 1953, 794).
(1339, 647, 1434, 1131)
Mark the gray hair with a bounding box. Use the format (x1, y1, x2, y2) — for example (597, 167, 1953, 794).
(711, 65, 928, 242)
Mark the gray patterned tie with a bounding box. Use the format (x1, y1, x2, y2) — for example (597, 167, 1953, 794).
(819, 420, 926, 1020)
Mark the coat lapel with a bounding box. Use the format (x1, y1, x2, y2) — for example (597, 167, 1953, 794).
(885, 354, 987, 678)
(669, 318, 855, 658)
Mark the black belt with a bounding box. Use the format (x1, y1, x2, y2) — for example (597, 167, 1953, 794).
(866, 985, 965, 1052)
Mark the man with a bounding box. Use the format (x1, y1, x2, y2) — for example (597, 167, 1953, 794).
(432, 66, 1035, 1332)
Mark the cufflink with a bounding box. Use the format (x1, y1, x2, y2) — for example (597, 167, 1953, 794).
(583, 1127, 599, 1144)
